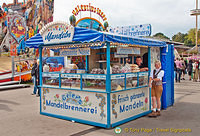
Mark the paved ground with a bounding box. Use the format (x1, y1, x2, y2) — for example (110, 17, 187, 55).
(0, 56, 12, 71)
(0, 76, 199, 136)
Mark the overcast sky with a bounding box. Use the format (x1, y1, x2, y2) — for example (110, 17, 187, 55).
(0, 0, 197, 39)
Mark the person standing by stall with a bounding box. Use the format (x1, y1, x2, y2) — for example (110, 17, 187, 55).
(31, 58, 38, 95)
(175, 58, 182, 83)
(135, 56, 148, 71)
(148, 60, 164, 117)
(193, 60, 199, 82)
(36, 59, 40, 97)
(180, 58, 186, 80)
(187, 60, 193, 81)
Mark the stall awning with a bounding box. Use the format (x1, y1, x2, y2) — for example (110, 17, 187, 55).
(25, 33, 44, 48)
(25, 27, 166, 48)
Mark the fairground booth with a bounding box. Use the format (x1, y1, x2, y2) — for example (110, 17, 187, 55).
(26, 22, 174, 128)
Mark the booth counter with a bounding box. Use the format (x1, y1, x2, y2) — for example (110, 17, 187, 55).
(41, 71, 149, 128)
(26, 22, 174, 128)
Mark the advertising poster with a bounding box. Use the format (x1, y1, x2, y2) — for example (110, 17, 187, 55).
(111, 87, 149, 124)
(16, 59, 34, 73)
(9, 15, 26, 43)
(43, 57, 64, 72)
(41, 88, 107, 124)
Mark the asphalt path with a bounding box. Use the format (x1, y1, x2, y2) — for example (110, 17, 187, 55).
(0, 76, 199, 136)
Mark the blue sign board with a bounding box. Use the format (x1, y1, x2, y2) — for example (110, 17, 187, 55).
(109, 24, 151, 37)
(60, 48, 90, 56)
(117, 47, 140, 55)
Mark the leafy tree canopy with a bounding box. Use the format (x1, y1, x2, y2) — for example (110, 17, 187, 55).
(153, 32, 170, 40)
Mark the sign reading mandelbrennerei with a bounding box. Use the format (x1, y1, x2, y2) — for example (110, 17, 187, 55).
(60, 48, 90, 56)
(40, 22, 74, 44)
(117, 47, 140, 55)
(41, 88, 107, 124)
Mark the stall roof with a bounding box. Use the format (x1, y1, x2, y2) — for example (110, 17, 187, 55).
(25, 27, 166, 48)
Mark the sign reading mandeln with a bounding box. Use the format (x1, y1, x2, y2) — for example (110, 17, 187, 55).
(111, 87, 149, 124)
(40, 22, 74, 44)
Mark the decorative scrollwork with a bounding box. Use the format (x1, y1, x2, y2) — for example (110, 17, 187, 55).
(96, 93, 106, 120)
(42, 88, 49, 110)
(112, 94, 117, 118)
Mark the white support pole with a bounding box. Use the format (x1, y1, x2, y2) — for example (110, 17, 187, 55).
(196, 0, 198, 53)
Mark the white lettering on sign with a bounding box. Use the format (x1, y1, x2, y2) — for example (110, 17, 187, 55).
(127, 73, 137, 78)
(114, 53, 128, 58)
(117, 47, 140, 55)
(61, 74, 80, 78)
(109, 24, 151, 37)
(139, 72, 148, 77)
(82, 75, 106, 80)
(111, 74, 125, 79)
(60, 48, 90, 56)
(43, 73, 59, 78)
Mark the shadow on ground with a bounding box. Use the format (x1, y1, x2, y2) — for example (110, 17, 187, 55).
(69, 102, 200, 136)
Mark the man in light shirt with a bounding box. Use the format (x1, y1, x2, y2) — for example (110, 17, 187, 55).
(148, 60, 164, 117)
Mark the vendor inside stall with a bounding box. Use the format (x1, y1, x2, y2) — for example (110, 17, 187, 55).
(136, 56, 149, 72)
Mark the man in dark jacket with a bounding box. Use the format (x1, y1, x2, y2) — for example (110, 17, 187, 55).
(187, 60, 193, 81)
(31, 58, 40, 96)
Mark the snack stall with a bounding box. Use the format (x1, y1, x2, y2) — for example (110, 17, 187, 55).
(26, 22, 174, 128)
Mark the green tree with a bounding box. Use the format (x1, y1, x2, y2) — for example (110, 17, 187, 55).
(172, 32, 187, 43)
(184, 37, 194, 47)
(183, 28, 200, 46)
(186, 28, 196, 44)
(153, 33, 170, 40)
